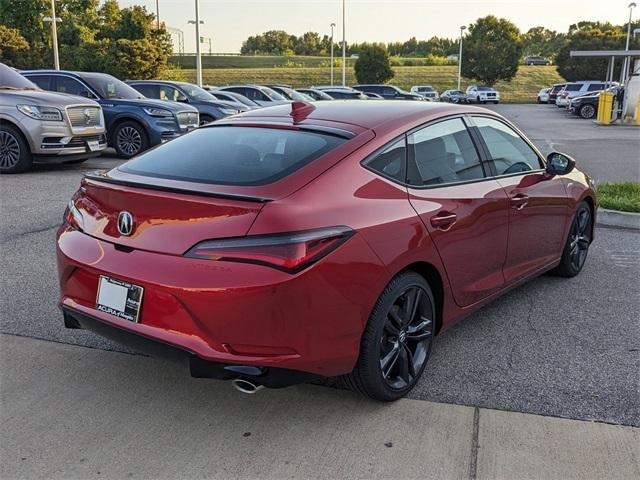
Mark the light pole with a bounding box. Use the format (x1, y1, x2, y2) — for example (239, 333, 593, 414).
(621, 2, 636, 118)
(342, 0, 346, 86)
(625, 3, 636, 51)
(188, 0, 203, 86)
(330, 23, 336, 86)
(43, 0, 61, 70)
(457, 25, 466, 91)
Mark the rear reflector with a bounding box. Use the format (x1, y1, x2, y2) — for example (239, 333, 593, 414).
(185, 226, 355, 273)
(63, 200, 84, 231)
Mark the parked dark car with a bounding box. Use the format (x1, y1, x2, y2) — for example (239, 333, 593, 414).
(261, 84, 314, 102)
(353, 84, 423, 100)
(127, 80, 247, 125)
(316, 87, 368, 100)
(206, 90, 261, 110)
(22, 70, 199, 158)
(548, 83, 566, 105)
(569, 92, 601, 119)
(362, 92, 384, 99)
(440, 90, 469, 103)
(524, 56, 551, 66)
(296, 88, 334, 101)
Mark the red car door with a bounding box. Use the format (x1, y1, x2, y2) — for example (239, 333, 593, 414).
(406, 117, 510, 307)
(471, 116, 569, 283)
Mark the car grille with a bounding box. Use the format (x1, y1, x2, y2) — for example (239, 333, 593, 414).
(67, 134, 107, 147)
(66, 106, 102, 128)
(177, 111, 199, 129)
(486, 93, 496, 97)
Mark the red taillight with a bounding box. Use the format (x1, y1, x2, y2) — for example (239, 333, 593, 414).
(185, 226, 355, 273)
(63, 200, 84, 231)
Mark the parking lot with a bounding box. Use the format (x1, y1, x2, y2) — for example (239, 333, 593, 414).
(1, 104, 638, 431)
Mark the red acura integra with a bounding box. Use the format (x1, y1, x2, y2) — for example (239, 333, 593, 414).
(58, 101, 596, 401)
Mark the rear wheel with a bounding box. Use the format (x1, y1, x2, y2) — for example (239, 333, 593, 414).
(343, 271, 435, 401)
(579, 104, 596, 119)
(551, 201, 592, 277)
(0, 125, 32, 174)
(113, 121, 148, 158)
(199, 114, 215, 126)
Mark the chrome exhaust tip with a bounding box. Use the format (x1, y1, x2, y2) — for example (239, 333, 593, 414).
(232, 378, 264, 394)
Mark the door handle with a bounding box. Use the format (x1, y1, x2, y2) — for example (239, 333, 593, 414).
(510, 194, 529, 210)
(430, 212, 457, 230)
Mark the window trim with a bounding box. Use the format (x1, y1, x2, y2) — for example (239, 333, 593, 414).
(465, 114, 546, 179)
(25, 73, 100, 100)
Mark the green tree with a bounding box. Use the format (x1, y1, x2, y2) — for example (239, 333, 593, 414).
(522, 27, 566, 59)
(0, 25, 30, 68)
(555, 21, 639, 81)
(461, 16, 523, 85)
(354, 45, 394, 84)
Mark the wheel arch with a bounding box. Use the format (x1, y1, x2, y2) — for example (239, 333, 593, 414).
(402, 261, 445, 335)
(0, 116, 35, 152)
(582, 194, 596, 242)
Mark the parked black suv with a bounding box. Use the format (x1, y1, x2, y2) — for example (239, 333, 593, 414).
(127, 80, 247, 125)
(353, 84, 423, 100)
(524, 56, 551, 66)
(22, 70, 199, 157)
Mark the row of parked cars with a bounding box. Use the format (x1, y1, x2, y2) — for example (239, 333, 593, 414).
(536, 80, 617, 119)
(0, 61, 501, 173)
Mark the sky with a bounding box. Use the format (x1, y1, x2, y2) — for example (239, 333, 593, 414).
(115, 0, 634, 53)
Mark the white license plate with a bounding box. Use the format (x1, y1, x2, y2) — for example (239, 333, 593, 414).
(87, 140, 100, 151)
(96, 276, 144, 322)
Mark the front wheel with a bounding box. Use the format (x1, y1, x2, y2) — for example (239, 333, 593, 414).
(0, 125, 32, 174)
(551, 201, 592, 277)
(113, 121, 149, 158)
(343, 271, 436, 401)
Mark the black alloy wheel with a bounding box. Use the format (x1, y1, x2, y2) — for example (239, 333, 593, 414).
(552, 201, 592, 277)
(343, 271, 435, 401)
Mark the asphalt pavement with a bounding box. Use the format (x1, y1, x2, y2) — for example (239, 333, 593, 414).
(1, 105, 639, 430)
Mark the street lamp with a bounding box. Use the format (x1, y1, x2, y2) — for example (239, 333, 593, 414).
(626, 3, 636, 51)
(330, 23, 336, 86)
(188, 0, 204, 87)
(43, 0, 61, 70)
(342, 0, 346, 86)
(457, 25, 466, 91)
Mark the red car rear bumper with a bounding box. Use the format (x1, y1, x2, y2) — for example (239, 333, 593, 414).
(56, 225, 388, 380)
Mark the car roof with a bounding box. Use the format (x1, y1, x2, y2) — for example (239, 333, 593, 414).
(225, 100, 490, 132)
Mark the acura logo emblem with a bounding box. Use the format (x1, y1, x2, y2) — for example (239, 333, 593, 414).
(117, 211, 134, 236)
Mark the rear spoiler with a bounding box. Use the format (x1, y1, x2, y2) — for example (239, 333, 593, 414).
(83, 171, 272, 203)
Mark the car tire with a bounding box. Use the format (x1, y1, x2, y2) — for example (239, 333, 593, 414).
(0, 124, 33, 174)
(113, 121, 149, 159)
(551, 201, 592, 278)
(199, 114, 215, 126)
(579, 104, 596, 119)
(342, 271, 436, 401)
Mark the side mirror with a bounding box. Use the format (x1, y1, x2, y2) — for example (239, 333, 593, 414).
(176, 95, 189, 103)
(545, 152, 576, 176)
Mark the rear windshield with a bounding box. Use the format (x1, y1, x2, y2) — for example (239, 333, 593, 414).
(119, 126, 347, 186)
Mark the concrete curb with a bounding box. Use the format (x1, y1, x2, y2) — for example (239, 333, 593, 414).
(597, 208, 640, 230)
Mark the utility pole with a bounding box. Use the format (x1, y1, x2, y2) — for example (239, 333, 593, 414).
(342, 0, 346, 86)
(156, 0, 160, 29)
(188, 0, 203, 86)
(330, 23, 336, 86)
(44, 0, 61, 70)
(457, 25, 466, 91)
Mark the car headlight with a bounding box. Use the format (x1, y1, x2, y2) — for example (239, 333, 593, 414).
(142, 107, 173, 117)
(17, 105, 63, 121)
(220, 108, 238, 115)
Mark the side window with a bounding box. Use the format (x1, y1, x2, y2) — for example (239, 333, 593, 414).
(27, 75, 50, 90)
(248, 89, 268, 101)
(55, 76, 88, 96)
(159, 85, 180, 101)
(132, 84, 160, 99)
(407, 118, 484, 186)
(363, 138, 406, 183)
(473, 117, 542, 175)
(587, 83, 604, 91)
(382, 87, 396, 96)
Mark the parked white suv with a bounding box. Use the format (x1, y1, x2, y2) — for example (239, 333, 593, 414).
(466, 85, 500, 104)
(410, 85, 439, 101)
(555, 81, 609, 108)
(0, 63, 106, 173)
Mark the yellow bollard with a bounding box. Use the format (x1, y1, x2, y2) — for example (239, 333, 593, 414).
(636, 97, 640, 126)
(597, 91, 614, 124)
